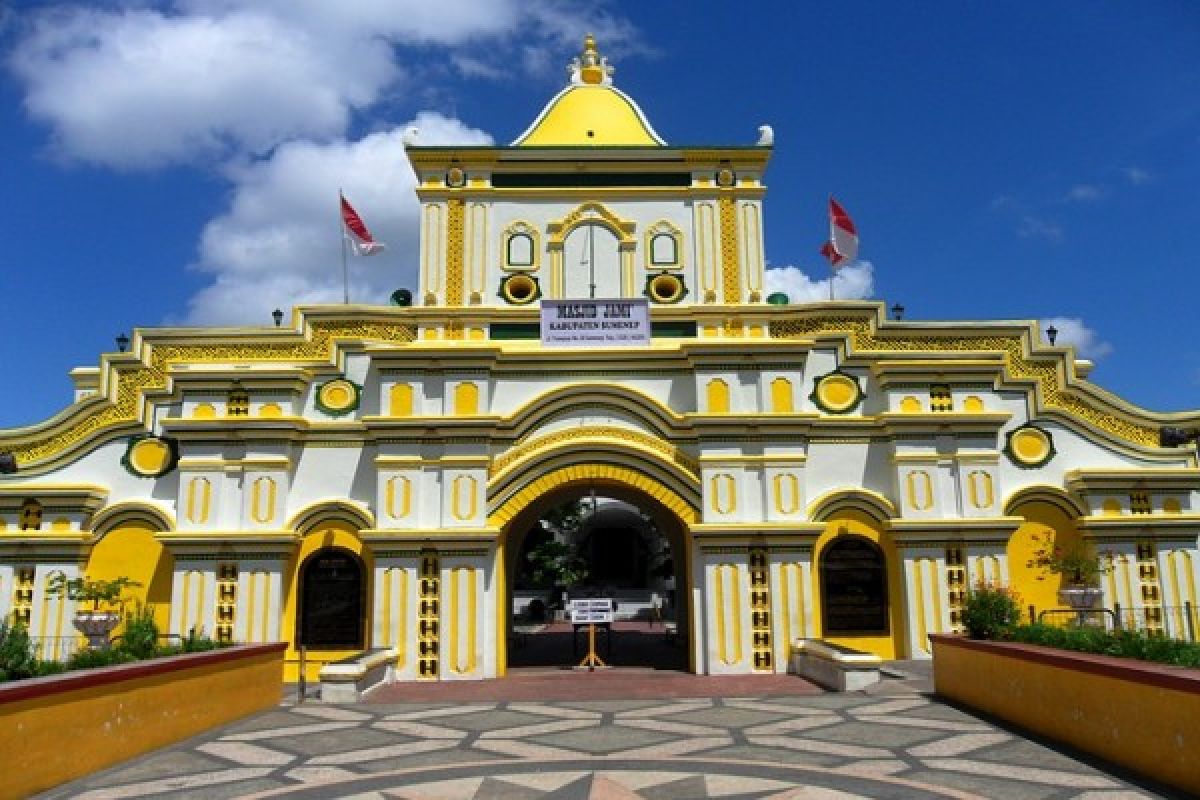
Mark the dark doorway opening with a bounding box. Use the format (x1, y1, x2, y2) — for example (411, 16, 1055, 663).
(298, 547, 365, 649)
(820, 535, 889, 635)
(508, 494, 686, 671)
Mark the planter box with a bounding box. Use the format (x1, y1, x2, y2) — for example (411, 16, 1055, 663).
(930, 634, 1199, 796)
(0, 643, 286, 799)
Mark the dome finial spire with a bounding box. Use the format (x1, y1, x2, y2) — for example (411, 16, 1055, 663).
(568, 33, 613, 86)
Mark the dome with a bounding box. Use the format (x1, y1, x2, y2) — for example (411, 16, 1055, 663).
(511, 35, 666, 147)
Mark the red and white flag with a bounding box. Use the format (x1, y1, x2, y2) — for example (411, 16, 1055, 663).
(820, 196, 858, 268)
(341, 193, 386, 256)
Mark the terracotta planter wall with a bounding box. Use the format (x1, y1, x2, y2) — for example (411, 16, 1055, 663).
(930, 634, 1199, 795)
(0, 643, 286, 799)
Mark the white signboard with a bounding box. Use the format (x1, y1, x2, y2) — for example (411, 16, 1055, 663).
(568, 597, 615, 624)
(541, 298, 650, 347)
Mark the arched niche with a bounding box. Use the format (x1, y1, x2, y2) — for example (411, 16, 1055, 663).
(297, 546, 366, 650)
(819, 534, 890, 635)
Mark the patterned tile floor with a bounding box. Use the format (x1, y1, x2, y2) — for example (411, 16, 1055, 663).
(39, 665, 1172, 800)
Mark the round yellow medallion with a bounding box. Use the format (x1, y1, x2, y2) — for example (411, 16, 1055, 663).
(125, 436, 175, 477)
(1007, 425, 1054, 467)
(317, 379, 358, 414)
(814, 373, 861, 413)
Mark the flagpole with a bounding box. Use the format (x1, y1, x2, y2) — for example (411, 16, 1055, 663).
(339, 189, 349, 304)
(828, 194, 835, 303)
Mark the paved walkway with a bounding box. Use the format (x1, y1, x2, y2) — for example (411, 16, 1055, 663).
(40, 665, 1169, 799)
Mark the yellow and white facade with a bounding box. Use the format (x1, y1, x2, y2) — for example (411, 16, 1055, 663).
(2, 37, 1199, 679)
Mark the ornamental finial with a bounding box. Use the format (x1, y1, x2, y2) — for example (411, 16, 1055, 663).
(568, 33, 613, 86)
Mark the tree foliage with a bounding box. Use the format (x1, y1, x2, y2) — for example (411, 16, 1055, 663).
(525, 539, 589, 589)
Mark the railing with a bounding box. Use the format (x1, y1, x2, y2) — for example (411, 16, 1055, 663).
(27, 636, 83, 662)
(1028, 602, 1198, 643)
(28, 632, 193, 663)
(1112, 603, 1198, 642)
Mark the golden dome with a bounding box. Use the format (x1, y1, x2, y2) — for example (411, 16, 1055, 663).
(511, 35, 665, 147)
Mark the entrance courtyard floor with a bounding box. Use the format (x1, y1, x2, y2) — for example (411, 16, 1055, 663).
(38, 659, 1173, 800)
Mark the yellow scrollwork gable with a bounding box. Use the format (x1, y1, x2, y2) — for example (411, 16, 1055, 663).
(0, 313, 417, 471)
(768, 305, 1199, 450)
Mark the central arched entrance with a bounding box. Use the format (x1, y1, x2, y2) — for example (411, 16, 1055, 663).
(492, 464, 697, 674)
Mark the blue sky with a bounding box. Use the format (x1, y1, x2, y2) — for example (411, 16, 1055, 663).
(1, 2, 1197, 428)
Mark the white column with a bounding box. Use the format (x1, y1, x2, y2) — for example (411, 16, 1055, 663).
(170, 562, 216, 639)
(31, 563, 79, 661)
(0, 564, 13, 622)
(769, 551, 814, 673)
(902, 547, 946, 659)
(372, 556, 420, 681)
(236, 560, 284, 643)
(702, 551, 753, 675)
(439, 552, 490, 680)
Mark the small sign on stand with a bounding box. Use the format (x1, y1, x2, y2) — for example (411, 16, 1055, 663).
(568, 598, 614, 671)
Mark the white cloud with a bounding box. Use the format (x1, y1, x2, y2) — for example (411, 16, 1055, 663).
(1017, 215, 1063, 242)
(1065, 184, 1105, 202)
(1042, 316, 1113, 360)
(1122, 166, 1151, 186)
(183, 112, 492, 325)
(764, 262, 875, 303)
(10, 7, 399, 168)
(8, 1, 637, 169)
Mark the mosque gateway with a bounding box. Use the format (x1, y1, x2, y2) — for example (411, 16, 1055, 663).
(1, 38, 1198, 681)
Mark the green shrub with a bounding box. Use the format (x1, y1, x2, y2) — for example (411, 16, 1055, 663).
(0, 621, 38, 681)
(33, 659, 66, 678)
(120, 603, 160, 660)
(962, 581, 1022, 640)
(1009, 623, 1200, 669)
(179, 626, 223, 653)
(68, 646, 135, 671)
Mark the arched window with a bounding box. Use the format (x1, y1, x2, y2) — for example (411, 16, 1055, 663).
(706, 378, 730, 413)
(389, 383, 414, 417)
(820, 535, 889, 634)
(769, 377, 793, 412)
(503, 222, 540, 270)
(298, 547, 365, 649)
(644, 220, 683, 269)
(507, 233, 534, 267)
(453, 382, 479, 415)
(650, 233, 677, 266)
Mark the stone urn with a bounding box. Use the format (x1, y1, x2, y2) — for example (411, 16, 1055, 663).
(72, 611, 121, 650)
(1058, 585, 1104, 627)
(1058, 586, 1103, 609)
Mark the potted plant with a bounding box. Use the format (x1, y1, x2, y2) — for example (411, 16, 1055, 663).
(47, 575, 141, 650)
(1027, 532, 1112, 613)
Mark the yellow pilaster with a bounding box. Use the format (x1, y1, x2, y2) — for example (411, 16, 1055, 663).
(446, 197, 465, 306)
(718, 194, 741, 303)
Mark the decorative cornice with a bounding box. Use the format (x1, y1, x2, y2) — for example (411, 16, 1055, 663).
(0, 314, 416, 472)
(769, 304, 1200, 452)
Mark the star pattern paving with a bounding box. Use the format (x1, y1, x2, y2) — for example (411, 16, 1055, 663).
(40, 680, 1165, 800)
